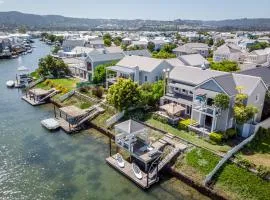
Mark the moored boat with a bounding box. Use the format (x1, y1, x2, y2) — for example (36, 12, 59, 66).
(132, 163, 142, 179)
(116, 153, 125, 168)
(6, 80, 15, 87)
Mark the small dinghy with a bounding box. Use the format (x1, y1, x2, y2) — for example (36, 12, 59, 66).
(41, 118, 60, 131)
(116, 153, 125, 168)
(6, 80, 15, 87)
(132, 163, 142, 180)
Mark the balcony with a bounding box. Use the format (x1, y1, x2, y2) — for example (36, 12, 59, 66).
(192, 100, 220, 116)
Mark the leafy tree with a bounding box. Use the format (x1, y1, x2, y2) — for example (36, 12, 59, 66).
(210, 60, 239, 72)
(152, 50, 176, 59)
(106, 78, 140, 111)
(262, 91, 270, 120)
(18, 25, 27, 34)
(147, 42, 155, 52)
(121, 44, 128, 51)
(92, 61, 117, 84)
(216, 39, 225, 47)
(52, 46, 61, 54)
(113, 37, 122, 46)
(104, 38, 112, 47)
(103, 33, 112, 41)
(37, 55, 71, 78)
(248, 42, 270, 52)
(206, 38, 214, 46)
(127, 45, 143, 51)
(234, 90, 258, 124)
(161, 43, 177, 53)
(139, 80, 164, 107)
(214, 93, 230, 110)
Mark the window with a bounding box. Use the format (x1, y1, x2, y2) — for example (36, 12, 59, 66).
(144, 76, 148, 82)
(182, 89, 186, 94)
(155, 76, 159, 81)
(255, 94, 260, 102)
(189, 91, 193, 95)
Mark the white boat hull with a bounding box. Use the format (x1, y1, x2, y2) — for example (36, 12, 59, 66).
(132, 163, 143, 180)
(6, 80, 15, 87)
(116, 154, 125, 168)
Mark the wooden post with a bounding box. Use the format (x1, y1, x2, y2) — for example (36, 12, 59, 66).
(147, 170, 149, 188)
(54, 105, 56, 118)
(109, 136, 112, 156)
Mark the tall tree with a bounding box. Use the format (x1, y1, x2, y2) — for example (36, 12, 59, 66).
(106, 78, 140, 111)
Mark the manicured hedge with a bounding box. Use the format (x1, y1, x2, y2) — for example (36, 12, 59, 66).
(178, 119, 197, 131)
(209, 132, 223, 144)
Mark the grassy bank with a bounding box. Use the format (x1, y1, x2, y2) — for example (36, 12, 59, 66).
(36, 78, 79, 92)
(175, 148, 270, 200)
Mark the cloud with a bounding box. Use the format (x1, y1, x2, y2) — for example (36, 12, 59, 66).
(0, 1, 4, 4)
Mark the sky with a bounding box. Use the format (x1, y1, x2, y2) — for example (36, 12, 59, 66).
(0, 0, 270, 20)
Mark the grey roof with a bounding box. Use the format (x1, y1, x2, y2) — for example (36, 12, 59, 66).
(117, 55, 164, 72)
(105, 46, 123, 53)
(62, 39, 85, 48)
(107, 65, 135, 74)
(88, 53, 124, 62)
(239, 66, 270, 87)
(213, 74, 237, 96)
(123, 49, 151, 57)
(169, 65, 227, 85)
(214, 44, 242, 54)
(173, 43, 209, 54)
(115, 120, 146, 134)
(90, 39, 104, 45)
(212, 73, 262, 96)
(179, 54, 210, 67)
(165, 58, 185, 67)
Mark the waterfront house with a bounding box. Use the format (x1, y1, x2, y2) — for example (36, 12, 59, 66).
(160, 66, 226, 120)
(62, 57, 88, 81)
(106, 55, 173, 87)
(86, 52, 124, 81)
(213, 43, 242, 62)
(191, 73, 267, 137)
(172, 43, 209, 58)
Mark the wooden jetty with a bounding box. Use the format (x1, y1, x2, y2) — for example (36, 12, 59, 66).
(106, 154, 157, 189)
(22, 88, 58, 106)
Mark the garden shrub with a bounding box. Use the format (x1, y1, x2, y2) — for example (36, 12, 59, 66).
(152, 113, 168, 124)
(226, 128, 237, 138)
(178, 119, 197, 131)
(92, 86, 104, 98)
(124, 108, 147, 121)
(78, 85, 91, 93)
(209, 132, 223, 144)
(237, 157, 255, 169)
(257, 165, 270, 179)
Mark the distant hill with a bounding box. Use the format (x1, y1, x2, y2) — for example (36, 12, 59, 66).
(1, 11, 270, 31)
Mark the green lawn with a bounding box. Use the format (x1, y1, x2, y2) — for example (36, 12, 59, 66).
(175, 148, 270, 200)
(91, 105, 117, 127)
(36, 78, 79, 91)
(215, 163, 270, 200)
(241, 128, 270, 168)
(145, 118, 231, 154)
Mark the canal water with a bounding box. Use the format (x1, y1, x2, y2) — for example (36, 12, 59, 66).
(0, 40, 210, 200)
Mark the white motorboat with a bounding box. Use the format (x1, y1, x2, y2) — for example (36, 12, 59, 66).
(41, 118, 60, 130)
(116, 153, 125, 168)
(6, 80, 15, 87)
(132, 163, 142, 180)
(27, 49, 33, 53)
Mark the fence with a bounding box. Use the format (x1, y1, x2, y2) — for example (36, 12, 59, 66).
(106, 111, 125, 127)
(204, 117, 270, 185)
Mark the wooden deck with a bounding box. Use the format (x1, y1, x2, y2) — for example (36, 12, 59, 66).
(21, 96, 46, 106)
(106, 154, 157, 189)
(55, 118, 78, 133)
